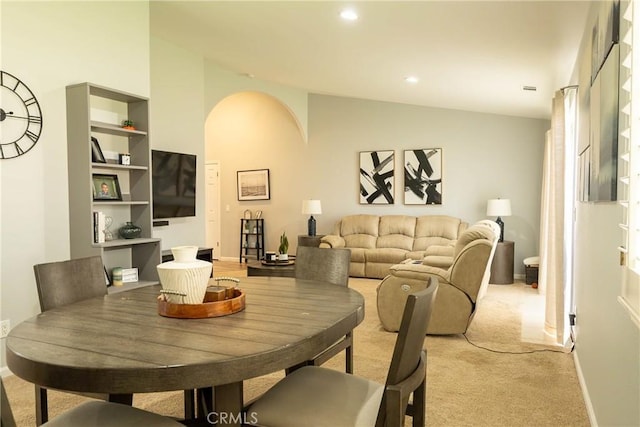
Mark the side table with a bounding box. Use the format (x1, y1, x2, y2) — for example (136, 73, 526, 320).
(297, 235, 324, 247)
(490, 240, 514, 284)
(246, 260, 296, 278)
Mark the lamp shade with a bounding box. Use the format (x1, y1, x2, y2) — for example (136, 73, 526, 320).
(486, 199, 512, 217)
(302, 200, 322, 215)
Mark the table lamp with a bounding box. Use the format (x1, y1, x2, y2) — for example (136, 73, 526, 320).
(487, 198, 511, 242)
(302, 200, 322, 236)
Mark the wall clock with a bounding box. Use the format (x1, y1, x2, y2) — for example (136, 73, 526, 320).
(0, 70, 43, 159)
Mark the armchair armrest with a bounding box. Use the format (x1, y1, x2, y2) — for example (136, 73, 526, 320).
(319, 235, 345, 249)
(422, 255, 454, 269)
(423, 245, 455, 269)
(389, 262, 450, 284)
(424, 245, 454, 257)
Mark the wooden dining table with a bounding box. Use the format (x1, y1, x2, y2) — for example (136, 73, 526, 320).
(6, 276, 365, 426)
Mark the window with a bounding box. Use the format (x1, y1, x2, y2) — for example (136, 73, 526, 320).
(619, 0, 640, 327)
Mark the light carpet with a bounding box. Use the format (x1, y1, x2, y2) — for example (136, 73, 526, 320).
(3, 278, 589, 426)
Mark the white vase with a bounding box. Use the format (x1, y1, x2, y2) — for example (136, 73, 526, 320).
(171, 245, 198, 263)
(157, 246, 212, 304)
(278, 253, 288, 261)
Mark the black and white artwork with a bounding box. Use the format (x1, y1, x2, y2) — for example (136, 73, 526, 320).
(359, 150, 394, 204)
(589, 44, 619, 202)
(404, 148, 442, 205)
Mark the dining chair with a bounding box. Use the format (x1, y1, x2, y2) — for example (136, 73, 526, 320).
(1, 376, 183, 427)
(32, 256, 112, 425)
(33, 256, 198, 424)
(246, 277, 438, 427)
(293, 246, 353, 373)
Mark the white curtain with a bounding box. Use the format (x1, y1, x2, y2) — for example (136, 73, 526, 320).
(539, 87, 577, 347)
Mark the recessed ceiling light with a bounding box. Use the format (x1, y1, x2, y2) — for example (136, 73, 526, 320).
(340, 9, 358, 21)
(405, 76, 419, 84)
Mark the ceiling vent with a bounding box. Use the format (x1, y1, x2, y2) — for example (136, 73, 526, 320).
(522, 85, 537, 91)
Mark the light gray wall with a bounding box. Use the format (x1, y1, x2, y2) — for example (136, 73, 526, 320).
(307, 94, 546, 270)
(571, 2, 640, 425)
(150, 36, 207, 250)
(0, 1, 150, 370)
(203, 85, 548, 272)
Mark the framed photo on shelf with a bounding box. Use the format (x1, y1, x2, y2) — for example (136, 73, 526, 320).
(92, 173, 122, 201)
(91, 137, 106, 163)
(237, 169, 270, 201)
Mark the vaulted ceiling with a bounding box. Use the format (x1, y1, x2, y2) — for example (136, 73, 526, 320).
(151, 1, 591, 119)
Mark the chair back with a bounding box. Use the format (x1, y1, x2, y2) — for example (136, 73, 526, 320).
(376, 277, 438, 426)
(448, 225, 496, 303)
(1, 377, 17, 427)
(34, 256, 107, 312)
(295, 246, 351, 287)
(474, 220, 500, 299)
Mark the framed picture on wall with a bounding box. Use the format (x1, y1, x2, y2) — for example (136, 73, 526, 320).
(237, 169, 270, 201)
(359, 150, 394, 204)
(404, 148, 442, 205)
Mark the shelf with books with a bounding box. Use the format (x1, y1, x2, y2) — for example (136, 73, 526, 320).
(67, 82, 160, 288)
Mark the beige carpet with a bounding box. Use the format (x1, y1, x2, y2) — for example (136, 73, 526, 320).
(3, 278, 589, 426)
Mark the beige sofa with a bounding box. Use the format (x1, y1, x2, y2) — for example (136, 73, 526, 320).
(376, 222, 499, 335)
(319, 214, 468, 279)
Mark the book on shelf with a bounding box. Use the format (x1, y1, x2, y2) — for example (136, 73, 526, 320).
(93, 211, 106, 243)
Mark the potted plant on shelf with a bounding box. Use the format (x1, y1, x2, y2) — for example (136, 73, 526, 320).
(278, 232, 289, 261)
(122, 119, 135, 130)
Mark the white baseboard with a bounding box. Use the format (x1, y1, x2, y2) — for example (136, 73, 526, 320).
(573, 350, 598, 426)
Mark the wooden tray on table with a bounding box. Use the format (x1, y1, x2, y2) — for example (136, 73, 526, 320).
(157, 287, 245, 319)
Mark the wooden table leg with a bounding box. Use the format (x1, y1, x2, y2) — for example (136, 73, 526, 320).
(214, 382, 244, 426)
(35, 386, 48, 426)
(196, 387, 213, 419)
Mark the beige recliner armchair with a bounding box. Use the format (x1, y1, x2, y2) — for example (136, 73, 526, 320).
(376, 223, 499, 335)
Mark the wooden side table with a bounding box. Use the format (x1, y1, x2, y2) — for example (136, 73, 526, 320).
(297, 235, 324, 247)
(490, 241, 514, 284)
(246, 260, 296, 278)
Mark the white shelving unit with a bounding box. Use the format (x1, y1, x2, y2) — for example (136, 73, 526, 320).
(66, 83, 161, 293)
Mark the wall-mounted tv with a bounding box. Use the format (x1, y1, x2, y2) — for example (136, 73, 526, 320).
(152, 150, 196, 219)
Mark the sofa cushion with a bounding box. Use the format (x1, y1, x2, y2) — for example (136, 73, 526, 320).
(377, 215, 416, 251)
(413, 215, 464, 251)
(365, 248, 407, 264)
(340, 215, 379, 249)
(405, 250, 427, 260)
(348, 247, 367, 264)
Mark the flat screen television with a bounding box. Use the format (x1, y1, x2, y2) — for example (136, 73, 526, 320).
(152, 150, 196, 219)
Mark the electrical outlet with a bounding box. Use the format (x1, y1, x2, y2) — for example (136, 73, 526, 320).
(0, 319, 10, 338)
